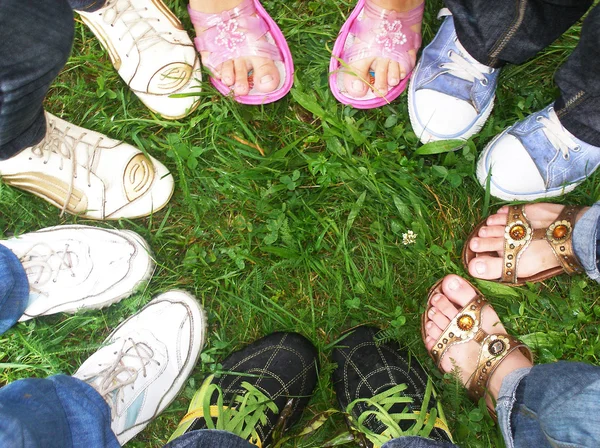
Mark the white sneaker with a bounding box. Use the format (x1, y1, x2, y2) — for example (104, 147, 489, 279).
(0, 225, 154, 321)
(79, 0, 202, 119)
(0, 112, 174, 220)
(73, 290, 207, 445)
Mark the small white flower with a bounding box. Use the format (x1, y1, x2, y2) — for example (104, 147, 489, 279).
(402, 230, 417, 245)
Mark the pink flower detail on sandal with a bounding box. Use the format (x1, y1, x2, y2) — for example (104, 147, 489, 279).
(329, 0, 424, 109)
(215, 19, 245, 51)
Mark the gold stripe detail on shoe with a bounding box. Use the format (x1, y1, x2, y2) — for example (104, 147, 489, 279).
(151, 0, 184, 29)
(79, 15, 122, 70)
(3, 173, 88, 214)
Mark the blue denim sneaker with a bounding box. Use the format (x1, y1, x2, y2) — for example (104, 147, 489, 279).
(477, 104, 600, 200)
(408, 9, 500, 143)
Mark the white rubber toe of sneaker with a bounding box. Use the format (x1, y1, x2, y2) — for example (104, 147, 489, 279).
(409, 88, 493, 144)
(477, 133, 549, 200)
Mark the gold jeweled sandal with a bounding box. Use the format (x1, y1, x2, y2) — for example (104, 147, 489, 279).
(462, 204, 584, 285)
(421, 279, 533, 418)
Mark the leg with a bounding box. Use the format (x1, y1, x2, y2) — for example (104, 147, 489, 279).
(446, 0, 593, 67)
(383, 436, 458, 448)
(165, 430, 254, 448)
(0, 0, 74, 159)
(0, 375, 119, 448)
(497, 362, 600, 447)
(0, 245, 28, 335)
(555, 4, 600, 147)
(408, 0, 592, 143)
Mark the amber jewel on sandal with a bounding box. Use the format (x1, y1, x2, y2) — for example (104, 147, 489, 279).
(457, 314, 474, 331)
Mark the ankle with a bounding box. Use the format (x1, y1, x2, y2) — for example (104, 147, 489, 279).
(189, 0, 242, 13)
(369, 0, 424, 12)
(486, 351, 533, 405)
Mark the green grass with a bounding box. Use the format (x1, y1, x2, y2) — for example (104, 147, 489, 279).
(1, 0, 600, 446)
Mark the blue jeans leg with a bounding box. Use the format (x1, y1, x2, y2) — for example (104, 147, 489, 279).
(572, 201, 600, 283)
(164, 430, 255, 448)
(383, 436, 459, 448)
(0, 0, 74, 160)
(0, 244, 29, 335)
(0, 374, 119, 448)
(497, 361, 600, 448)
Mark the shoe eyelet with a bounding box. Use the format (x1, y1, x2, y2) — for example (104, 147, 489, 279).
(489, 68, 495, 74)
(563, 154, 570, 160)
(447, 50, 453, 58)
(43, 161, 48, 164)
(536, 116, 543, 122)
(573, 145, 582, 152)
(480, 78, 488, 86)
(438, 63, 445, 69)
(549, 106, 554, 112)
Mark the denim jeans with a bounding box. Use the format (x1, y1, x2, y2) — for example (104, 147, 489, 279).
(0, 244, 28, 335)
(1, 363, 600, 447)
(0, 0, 105, 160)
(445, 0, 600, 146)
(572, 201, 600, 282)
(0, 375, 119, 448)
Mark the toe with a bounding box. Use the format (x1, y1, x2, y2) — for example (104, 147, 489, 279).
(427, 306, 451, 332)
(220, 60, 235, 86)
(425, 334, 442, 352)
(486, 212, 509, 226)
(477, 225, 504, 239)
(468, 256, 502, 280)
(388, 61, 401, 86)
(233, 59, 250, 95)
(431, 293, 460, 320)
(469, 236, 504, 253)
(373, 58, 389, 95)
(343, 58, 373, 97)
(251, 57, 280, 93)
(440, 274, 478, 307)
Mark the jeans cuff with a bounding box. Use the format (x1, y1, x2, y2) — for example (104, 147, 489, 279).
(496, 367, 532, 448)
(69, 0, 107, 12)
(0, 244, 29, 334)
(572, 202, 600, 282)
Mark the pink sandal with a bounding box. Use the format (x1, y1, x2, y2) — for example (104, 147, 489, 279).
(188, 0, 293, 105)
(329, 0, 424, 109)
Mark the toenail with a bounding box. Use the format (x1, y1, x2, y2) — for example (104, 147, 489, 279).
(480, 228, 487, 237)
(378, 88, 387, 94)
(428, 308, 436, 316)
(471, 239, 479, 250)
(260, 75, 274, 85)
(475, 261, 486, 275)
(352, 80, 364, 91)
(390, 77, 399, 86)
(447, 279, 459, 291)
(432, 294, 440, 303)
(426, 321, 433, 329)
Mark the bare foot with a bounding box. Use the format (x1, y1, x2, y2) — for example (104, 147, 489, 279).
(344, 0, 423, 97)
(424, 275, 533, 408)
(189, 0, 280, 96)
(466, 203, 588, 280)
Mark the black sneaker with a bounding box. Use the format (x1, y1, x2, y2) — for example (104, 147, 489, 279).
(332, 326, 453, 447)
(168, 332, 318, 446)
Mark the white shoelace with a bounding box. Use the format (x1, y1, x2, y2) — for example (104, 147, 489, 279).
(19, 243, 76, 294)
(100, 0, 172, 57)
(440, 40, 493, 85)
(538, 109, 581, 160)
(30, 119, 102, 216)
(81, 338, 160, 417)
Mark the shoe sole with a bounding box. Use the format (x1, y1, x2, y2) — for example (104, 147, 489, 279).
(17, 227, 156, 321)
(475, 134, 579, 201)
(408, 60, 495, 144)
(115, 290, 208, 445)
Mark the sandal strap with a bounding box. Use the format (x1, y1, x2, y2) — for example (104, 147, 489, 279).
(188, 0, 282, 71)
(428, 291, 533, 404)
(501, 205, 534, 283)
(501, 205, 584, 283)
(342, 2, 424, 67)
(544, 205, 584, 275)
(430, 294, 487, 367)
(468, 333, 532, 401)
